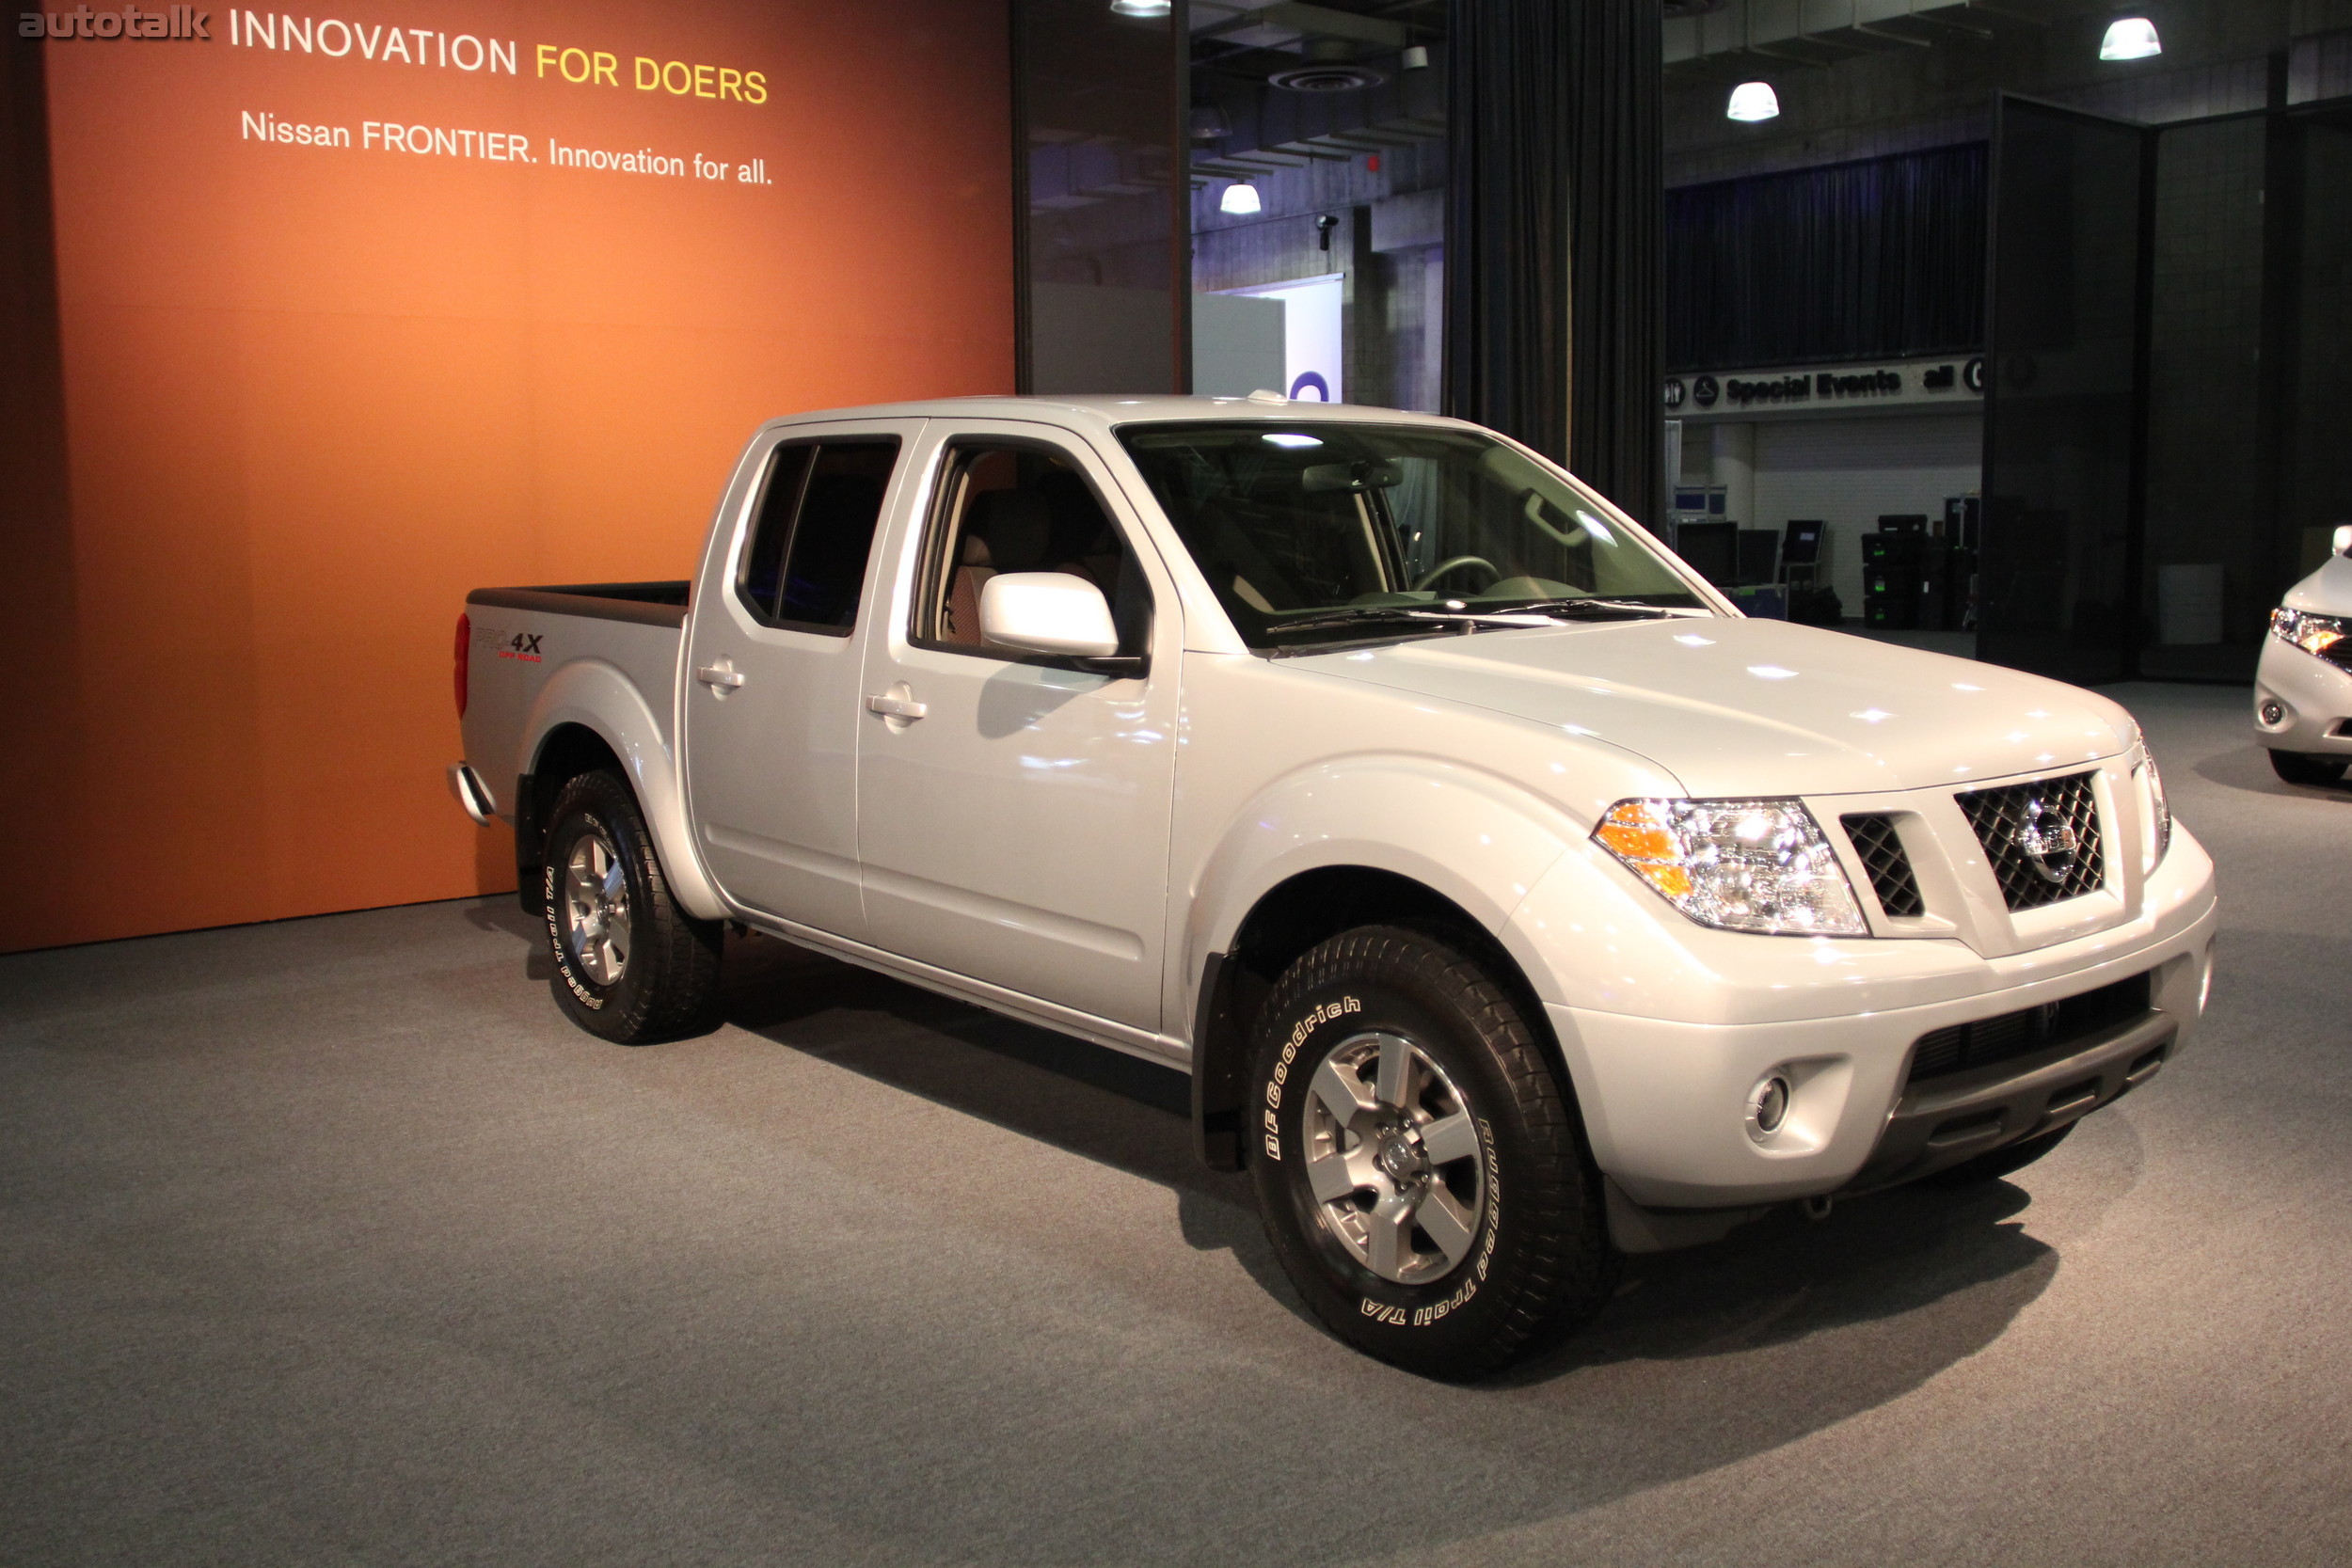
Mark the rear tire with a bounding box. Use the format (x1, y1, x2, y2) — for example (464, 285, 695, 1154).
(1919, 1121, 2075, 1187)
(2268, 749, 2347, 786)
(1247, 925, 1617, 1379)
(541, 769, 723, 1044)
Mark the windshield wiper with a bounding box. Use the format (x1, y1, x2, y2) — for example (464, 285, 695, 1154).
(1496, 597, 1703, 621)
(1261, 598, 1704, 653)
(1260, 605, 1524, 643)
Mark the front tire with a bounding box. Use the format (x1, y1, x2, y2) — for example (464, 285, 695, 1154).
(2268, 749, 2347, 786)
(1247, 926, 1617, 1379)
(541, 769, 723, 1044)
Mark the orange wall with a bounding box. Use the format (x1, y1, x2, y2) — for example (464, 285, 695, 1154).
(2, 2, 1012, 953)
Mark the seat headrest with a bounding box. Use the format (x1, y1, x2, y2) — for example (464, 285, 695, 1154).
(966, 489, 1052, 572)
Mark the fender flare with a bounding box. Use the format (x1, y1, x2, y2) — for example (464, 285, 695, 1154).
(516, 659, 727, 922)
(1183, 756, 1584, 1165)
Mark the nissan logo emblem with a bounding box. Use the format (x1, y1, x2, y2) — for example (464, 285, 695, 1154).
(2011, 797, 2081, 885)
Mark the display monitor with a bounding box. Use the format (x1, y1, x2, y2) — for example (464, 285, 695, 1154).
(1674, 520, 1739, 585)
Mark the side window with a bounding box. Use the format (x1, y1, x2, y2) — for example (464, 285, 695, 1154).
(916, 442, 1151, 659)
(735, 438, 898, 634)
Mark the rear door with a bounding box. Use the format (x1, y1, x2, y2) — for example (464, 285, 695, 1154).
(683, 420, 923, 938)
(853, 421, 1181, 1033)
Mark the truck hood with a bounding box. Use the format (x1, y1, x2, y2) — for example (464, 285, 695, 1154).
(1291, 616, 2136, 797)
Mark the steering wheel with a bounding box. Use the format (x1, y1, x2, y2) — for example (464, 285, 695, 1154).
(1411, 555, 1502, 593)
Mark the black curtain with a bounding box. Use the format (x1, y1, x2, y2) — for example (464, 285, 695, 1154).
(1445, 0, 1661, 525)
(1664, 143, 1987, 372)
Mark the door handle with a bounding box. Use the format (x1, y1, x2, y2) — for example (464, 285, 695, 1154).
(865, 693, 927, 720)
(696, 663, 745, 690)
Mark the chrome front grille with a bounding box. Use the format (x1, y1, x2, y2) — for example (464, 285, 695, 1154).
(1955, 770, 2105, 911)
(1840, 813, 1923, 917)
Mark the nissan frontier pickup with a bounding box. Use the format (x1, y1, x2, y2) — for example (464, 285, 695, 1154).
(452, 395, 2217, 1377)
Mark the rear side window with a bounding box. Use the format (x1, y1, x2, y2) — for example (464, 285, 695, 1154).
(736, 438, 899, 633)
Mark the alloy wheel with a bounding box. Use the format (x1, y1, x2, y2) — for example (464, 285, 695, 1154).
(562, 831, 632, 986)
(1300, 1030, 1487, 1285)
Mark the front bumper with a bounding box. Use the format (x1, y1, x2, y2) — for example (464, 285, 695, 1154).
(1542, 826, 2217, 1228)
(2254, 637, 2352, 756)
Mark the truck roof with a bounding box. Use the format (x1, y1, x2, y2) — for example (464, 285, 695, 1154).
(759, 394, 1478, 435)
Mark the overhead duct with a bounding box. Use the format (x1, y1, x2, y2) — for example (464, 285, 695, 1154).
(1192, 2, 1410, 56)
(1664, 0, 2067, 77)
(1268, 39, 1389, 93)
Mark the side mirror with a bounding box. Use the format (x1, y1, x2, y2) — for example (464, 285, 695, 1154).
(2336, 523, 2351, 558)
(979, 572, 1121, 659)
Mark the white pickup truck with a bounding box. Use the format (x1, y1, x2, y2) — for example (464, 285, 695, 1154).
(453, 395, 2217, 1377)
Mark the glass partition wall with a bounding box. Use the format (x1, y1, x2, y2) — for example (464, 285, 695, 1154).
(1185, 2, 1446, 411)
(1984, 92, 2352, 684)
(1979, 98, 2150, 686)
(1010, 2, 1445, 406)
(1015, 0, 1187, 396)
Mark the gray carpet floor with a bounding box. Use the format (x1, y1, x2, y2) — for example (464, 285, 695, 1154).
(4, 682, 2348, 1566)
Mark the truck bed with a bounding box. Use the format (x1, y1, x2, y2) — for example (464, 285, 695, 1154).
(465, 580, 691, 628)
(458, 581, 694, 830)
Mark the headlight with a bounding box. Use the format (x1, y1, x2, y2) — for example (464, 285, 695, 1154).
(1593, 799, 1867, 936)
(2270, 608, 2351, 669)
(2139, 750, 2171, 872)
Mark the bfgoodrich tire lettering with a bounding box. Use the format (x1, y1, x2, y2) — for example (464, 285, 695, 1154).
(541, 769, 723, 1044)
(1248, 925, 1617, 1378)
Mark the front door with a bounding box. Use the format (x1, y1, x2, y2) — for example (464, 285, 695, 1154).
(855, 423, 1180, 1033)
(684, 420, 920, 938)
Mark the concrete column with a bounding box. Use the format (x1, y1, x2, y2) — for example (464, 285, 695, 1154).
(1711, 421, 1756, 528)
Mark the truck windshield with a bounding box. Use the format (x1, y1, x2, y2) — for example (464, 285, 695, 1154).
(1117, 421, 1708, 650)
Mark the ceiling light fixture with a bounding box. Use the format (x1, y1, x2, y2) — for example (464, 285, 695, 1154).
(2099, 17, 2161, 60)
(1726, 81, 1780, 122)
(1219, 182, 1261, 215)
(1108, 0, 1170, 17)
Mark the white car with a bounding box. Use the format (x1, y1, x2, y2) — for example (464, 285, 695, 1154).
(452, 396, 2217, 1377)
(2254, 525, 2352, 786)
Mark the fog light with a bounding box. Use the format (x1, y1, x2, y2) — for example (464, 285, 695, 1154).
(1747, 1074, 1791, 1139)
(2261, 699, 2286, 726)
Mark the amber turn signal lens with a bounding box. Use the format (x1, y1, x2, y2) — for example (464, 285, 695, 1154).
(1595, 802, 1677, 863)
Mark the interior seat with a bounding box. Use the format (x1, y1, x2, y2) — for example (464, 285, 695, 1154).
(946, 489, 1055, 646)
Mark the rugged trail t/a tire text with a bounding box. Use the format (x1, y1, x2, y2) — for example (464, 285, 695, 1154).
(1247, 925, 1618, 1379)
(541, 769, 723, 1045)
